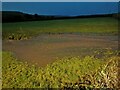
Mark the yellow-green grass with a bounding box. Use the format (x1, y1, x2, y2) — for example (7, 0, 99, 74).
(3, 17, 118, 40)
(2, 51, 119, 89)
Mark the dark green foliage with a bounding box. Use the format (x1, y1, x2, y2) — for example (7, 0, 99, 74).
(2, 11, 58, 23)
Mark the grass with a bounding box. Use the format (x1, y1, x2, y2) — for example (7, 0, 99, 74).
(2, 51, 119, 89)
(3, 17, 118, 40)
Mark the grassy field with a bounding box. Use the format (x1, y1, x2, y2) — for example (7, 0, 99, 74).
(3, 17, 118, 40)
(2, 17, 119, 89)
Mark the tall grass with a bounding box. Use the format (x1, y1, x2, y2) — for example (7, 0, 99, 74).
(2, 51, 119, 89)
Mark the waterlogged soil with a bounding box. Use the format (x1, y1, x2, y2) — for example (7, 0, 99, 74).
(3, 34, 118, 67)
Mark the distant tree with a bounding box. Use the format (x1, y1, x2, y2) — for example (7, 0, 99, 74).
(34, 14, 38, 17)
(34, 14, 41, 20)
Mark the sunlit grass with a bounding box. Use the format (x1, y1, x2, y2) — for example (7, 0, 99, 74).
(2, 51, 119, 89)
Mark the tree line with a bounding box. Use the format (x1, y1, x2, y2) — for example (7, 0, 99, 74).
(2, 11, 119, 23)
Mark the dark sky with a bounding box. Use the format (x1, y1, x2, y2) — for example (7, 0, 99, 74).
(2, 2, 118, 16)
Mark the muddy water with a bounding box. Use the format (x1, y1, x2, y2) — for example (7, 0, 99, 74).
(3, 34, 118, 67)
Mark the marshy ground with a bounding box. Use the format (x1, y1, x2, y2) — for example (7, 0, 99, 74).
(3, 34, 118, 67)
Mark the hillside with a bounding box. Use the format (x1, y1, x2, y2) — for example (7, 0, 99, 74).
(2, 11, 119, 23)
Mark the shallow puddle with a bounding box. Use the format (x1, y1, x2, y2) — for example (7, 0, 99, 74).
(3, 34, 118, 67)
